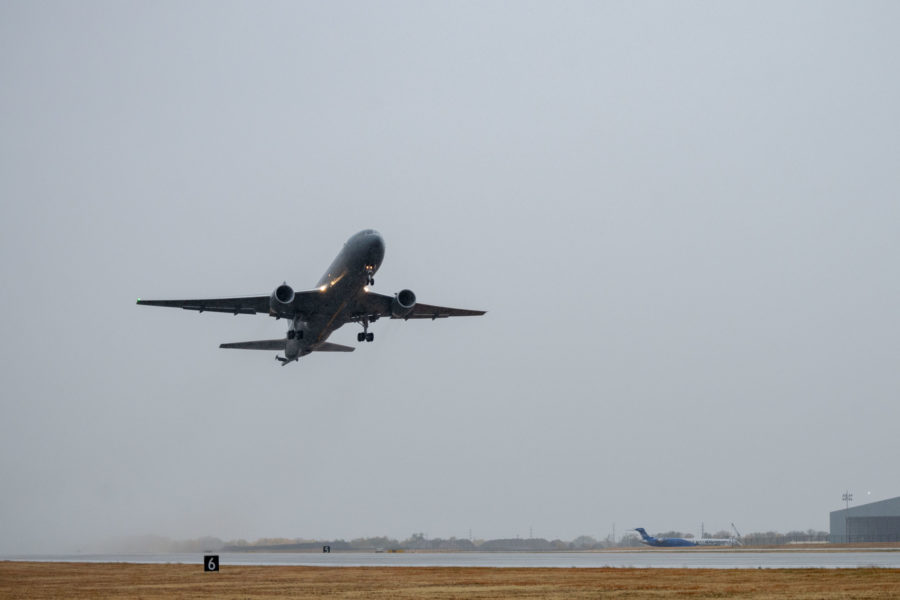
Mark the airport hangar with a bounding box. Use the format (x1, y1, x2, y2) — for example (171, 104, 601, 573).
(830, 495, 900, 543)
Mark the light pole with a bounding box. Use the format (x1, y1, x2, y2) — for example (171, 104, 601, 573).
(842, 491, 853, 543)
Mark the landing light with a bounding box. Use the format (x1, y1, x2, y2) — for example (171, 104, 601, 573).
(318, 285, 327, 292)
(364, 286, 370, 293)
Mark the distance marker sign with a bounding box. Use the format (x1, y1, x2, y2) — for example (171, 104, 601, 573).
(204, 555, 219, 572)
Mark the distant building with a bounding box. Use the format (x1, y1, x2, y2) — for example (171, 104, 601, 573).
(830, 496, 900, 543)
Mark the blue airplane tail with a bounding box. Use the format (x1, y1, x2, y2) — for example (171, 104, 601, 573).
(634, 527, 651, 540)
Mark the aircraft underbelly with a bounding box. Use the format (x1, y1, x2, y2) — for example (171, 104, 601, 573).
(285, 338, 302, 359)
(307, 279, 365, 341)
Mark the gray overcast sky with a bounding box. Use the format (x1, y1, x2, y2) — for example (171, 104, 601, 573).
(1, 1, 898, 552)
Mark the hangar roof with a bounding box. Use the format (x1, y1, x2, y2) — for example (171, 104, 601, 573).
(830, 496, 900, 518)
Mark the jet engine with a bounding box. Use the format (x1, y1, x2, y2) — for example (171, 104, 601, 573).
(270, 283, 295, 316)
(391, 289, 416, 318)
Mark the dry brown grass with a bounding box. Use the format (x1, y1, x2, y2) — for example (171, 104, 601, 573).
(1, 562, 899, 599)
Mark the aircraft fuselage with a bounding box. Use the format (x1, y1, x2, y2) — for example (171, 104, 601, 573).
(285, 229, 385, 361)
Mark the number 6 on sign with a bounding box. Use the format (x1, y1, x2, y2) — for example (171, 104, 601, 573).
(204, 555, 219, 572)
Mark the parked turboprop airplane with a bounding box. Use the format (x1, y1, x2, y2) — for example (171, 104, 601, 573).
(634, 528, 737, 547)
(137, 229, 485, 365)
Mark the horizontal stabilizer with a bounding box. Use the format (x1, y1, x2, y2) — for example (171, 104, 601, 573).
(220, 339, 285, 351)
(314, 342, 355, 352)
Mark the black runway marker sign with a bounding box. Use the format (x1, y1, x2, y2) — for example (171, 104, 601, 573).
(204, 555, 219, 572)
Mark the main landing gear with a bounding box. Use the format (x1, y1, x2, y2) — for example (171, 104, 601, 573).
(288, 317, 305, 341)
(357, 317, 375, 343)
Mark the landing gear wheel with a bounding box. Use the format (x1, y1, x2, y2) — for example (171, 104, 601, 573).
(358, 316, 374, 343)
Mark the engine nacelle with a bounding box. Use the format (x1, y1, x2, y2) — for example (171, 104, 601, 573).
(270, 283, 295, 316)
(391, 289, 416, 318)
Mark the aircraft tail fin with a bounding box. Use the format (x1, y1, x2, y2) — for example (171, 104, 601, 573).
(313, 342, 355, 352)
(634, 528, 651, 540)
(220, 339, 286, 350)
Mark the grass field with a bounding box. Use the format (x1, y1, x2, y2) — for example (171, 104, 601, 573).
(2, 562, 900, 599)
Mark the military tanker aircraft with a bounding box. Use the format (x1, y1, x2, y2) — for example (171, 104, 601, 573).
(137, 229, 485, 365)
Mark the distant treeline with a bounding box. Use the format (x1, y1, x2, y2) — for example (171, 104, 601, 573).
(103, 529, 830, 553)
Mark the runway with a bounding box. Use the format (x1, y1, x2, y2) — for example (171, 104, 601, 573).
(5, 549, 900, 569)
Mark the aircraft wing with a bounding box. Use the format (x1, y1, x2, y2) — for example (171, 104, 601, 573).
(138, 290, 485, 321)
(355, 292, 486, 320)
(137, 295, 270, 315)
(137, 290, 326, 318)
